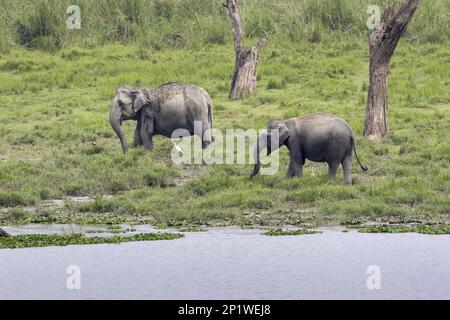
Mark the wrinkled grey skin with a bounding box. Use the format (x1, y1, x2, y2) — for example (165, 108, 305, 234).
(110, 82, 213, 153)
(251, 113, 367, 184)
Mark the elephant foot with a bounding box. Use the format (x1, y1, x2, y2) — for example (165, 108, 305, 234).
(202, 141, 213, 149)
(286, 173, 301, 179)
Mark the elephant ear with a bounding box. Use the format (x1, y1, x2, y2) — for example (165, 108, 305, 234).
(133, 91, 150, 113)
(265, 122, 290, 155)
(276, 123, 291, 146)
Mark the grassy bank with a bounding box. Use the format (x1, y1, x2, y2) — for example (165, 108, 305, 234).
(0, 35, 449, 227)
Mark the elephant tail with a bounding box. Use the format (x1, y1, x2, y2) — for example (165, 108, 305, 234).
(351, 136, 368, 172)
(207, 100, 214, 142)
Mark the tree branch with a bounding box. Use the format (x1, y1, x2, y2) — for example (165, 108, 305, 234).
(225, 0, 244, 54)
(370, 0, 420, 62)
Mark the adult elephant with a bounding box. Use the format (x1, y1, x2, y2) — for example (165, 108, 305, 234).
(109, 82, 214, 153)
(250, 113, 367, 184)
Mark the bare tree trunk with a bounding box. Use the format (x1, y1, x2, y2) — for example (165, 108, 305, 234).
(224, 0, 266, 100)
(364, 0, 420, 140)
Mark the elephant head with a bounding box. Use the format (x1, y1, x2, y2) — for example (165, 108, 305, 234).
(109, 86, 150, 153)
(250, 120, 290, 178)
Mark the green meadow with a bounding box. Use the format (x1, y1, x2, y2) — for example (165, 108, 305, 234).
(0, 0, 449, 229)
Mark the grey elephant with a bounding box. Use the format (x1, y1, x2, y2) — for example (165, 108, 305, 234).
(250, 113, 367, 184)
(109, 82, 214, 153)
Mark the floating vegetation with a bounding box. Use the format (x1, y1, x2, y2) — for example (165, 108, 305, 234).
(264, 228, 321, 236)
(0, 233, 184, 249)
(359, 225, 450, 235)
(176, 225, 207, 232)
(106, 225, 137, 234)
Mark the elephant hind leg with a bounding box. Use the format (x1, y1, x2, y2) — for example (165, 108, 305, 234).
(202, 141, 212, 149)
(201, 120, 213, 149)
(342, 155, 353, 185)
(328, 161, 339, 179)
(190, 116, 212, 149)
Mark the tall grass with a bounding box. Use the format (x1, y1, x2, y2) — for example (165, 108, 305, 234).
(0, 0, 448, 51)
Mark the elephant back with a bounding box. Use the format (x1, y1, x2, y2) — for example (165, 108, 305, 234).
(148, 83, 211, 126)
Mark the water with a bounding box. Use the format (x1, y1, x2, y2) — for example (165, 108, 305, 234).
(0, 225, 449, 299)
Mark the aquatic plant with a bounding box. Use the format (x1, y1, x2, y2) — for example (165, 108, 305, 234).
(0, 233, 184, 249)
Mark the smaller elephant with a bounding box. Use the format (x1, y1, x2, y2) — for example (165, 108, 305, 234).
(250, 113, 367, 184)
(109, 82, 214, 153)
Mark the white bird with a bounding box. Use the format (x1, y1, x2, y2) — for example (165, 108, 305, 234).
(173, 142, 184, 155)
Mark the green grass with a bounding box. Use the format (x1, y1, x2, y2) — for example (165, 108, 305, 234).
(0, 232, 184, 249)
(0, 23, 449, 228)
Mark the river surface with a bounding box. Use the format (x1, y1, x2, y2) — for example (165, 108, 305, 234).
(0, 225, 449, 300)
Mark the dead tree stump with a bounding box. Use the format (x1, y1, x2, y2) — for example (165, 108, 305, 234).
(224, 0, 266, 100)
(364, 0, 420, 140)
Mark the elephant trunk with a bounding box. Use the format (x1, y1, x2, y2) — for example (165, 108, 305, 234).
(250, 163, 261, 179)
(109, 102, 128, 153)
(250, 134, 264, 179)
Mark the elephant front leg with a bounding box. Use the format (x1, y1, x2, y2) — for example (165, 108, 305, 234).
(142, 133, 153, 150)
(140, 117, 154, 150)
(286, 151, 302, 178)
(133, 117, 143, 147)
